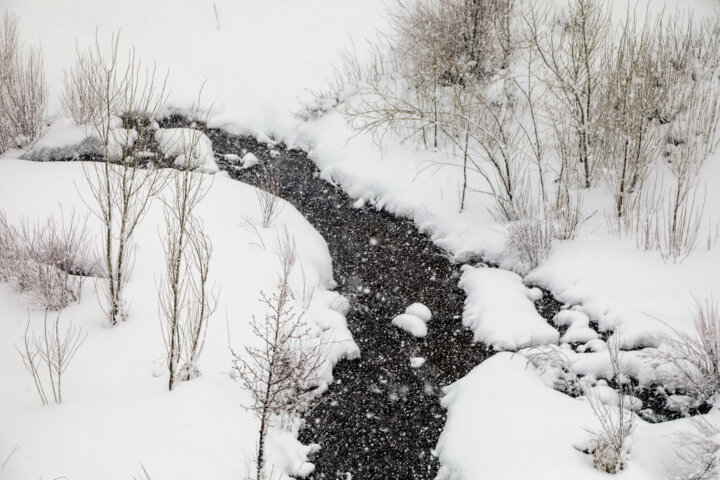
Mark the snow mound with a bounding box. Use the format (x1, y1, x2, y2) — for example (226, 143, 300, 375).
(459, 266, 559, 350)
(435, 352, 707, 480)
(410, 357, 426, 368)
(405, 302, 431, 322)
(240, 152, 260, 170)
(392, 313, 427, 337)
(154, 128, 218, 174)
(555, 310, 590, 328)
(23, 123, 93, 161)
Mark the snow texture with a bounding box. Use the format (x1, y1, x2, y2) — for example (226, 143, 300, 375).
(391, 313, 427, 338)
(0, 158, 353, 479)
(459, 266, 559, 349)
(154, 128, 218, 173)
(405, 302, 432, 322)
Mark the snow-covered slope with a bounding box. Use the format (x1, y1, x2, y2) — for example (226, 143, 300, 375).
(0, 158, 355, 479)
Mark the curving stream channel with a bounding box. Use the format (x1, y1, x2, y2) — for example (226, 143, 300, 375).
(203, 126, 492, 479)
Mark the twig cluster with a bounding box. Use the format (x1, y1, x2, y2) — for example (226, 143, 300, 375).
(0, 12, 47, 154)
(15, 312, 86, 405)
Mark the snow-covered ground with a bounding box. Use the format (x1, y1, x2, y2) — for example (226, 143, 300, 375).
(0, 158, 355, 479)
(2, 0, 720, 478)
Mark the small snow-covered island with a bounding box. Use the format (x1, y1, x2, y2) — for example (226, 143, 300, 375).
(1, 0, 720, 479)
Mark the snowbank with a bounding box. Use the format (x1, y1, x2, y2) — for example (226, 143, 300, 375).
(459, 266, 559, 350)
(435, 352, 716, 480)
(0, 158, 354, 479)
(155, 128, 219, 173)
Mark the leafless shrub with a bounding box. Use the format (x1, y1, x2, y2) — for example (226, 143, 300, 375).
(160, 109, 217, 391)
(61, 52, 98, 125)
(505, 182, 582, 270)
(15, 311, 86, 405)
(79, 33, 168, 325)
(611, 175, 705, 263)
(600, 9, 671, 223)
(586, 337, 635, 474)
(523, 344, 583, 396)
(523, 0, 610, 188)
(231, 232, 328, 480)
(675, 416, 720, 480)
(0, 210, 89, 311)
(256, 161, 282, 228)
(647, 298, 720, 407)
(0, 11, 47, 152)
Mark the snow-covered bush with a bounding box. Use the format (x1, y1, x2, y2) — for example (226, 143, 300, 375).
(0, 210, 89, 311)
(648, 298, 720, 407)
(586, 338, 635, 474)
(0, 12, 47, 153)
(675, 416, 720, 480)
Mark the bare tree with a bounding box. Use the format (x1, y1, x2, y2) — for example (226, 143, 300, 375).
(159, 104, 217, 391)
(61, 51, 98, 125)
(15, 312, 86, 405)
(0, 11, 47, 153)
(524, 0, 609, 188)
(231, 232, 327, 480)
(79, 33, 168, 325)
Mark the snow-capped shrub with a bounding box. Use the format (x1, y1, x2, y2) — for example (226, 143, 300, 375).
(648, 298, 720, 407)
(0, 210, 90, 311)
(675, 416, 720, 480)
(0, 12, 47, 153)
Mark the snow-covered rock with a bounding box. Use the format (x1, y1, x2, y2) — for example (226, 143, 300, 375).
(240, 152, 260, 170)
(405, 302, 431, 322)
(392, 313, 427, 337)
(154, 128, 218, 174)
(460, 266, 559, 350)
(410, 357, 426, 368)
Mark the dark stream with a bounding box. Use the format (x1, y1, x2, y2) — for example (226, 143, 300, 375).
(201, 126, 492, 479)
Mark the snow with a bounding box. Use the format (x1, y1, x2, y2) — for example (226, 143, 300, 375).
(435, 352, 719, 480)
(154, 128, 218, 173)
(459, 266, 559, 350)
(1, 0, 389, 137)
(405, 302, 432, 322)
(240, 152, 260, 170)
(391, 313, 427, 338)
(0, 157, 354, 479)
(410, 357, 426, 369)
(23, 121, 92, 161)
(2, 0, 720, 477)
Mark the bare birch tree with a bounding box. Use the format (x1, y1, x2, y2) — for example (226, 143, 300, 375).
(159, 117, 217, 391)
(78, 33, 168, 324)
